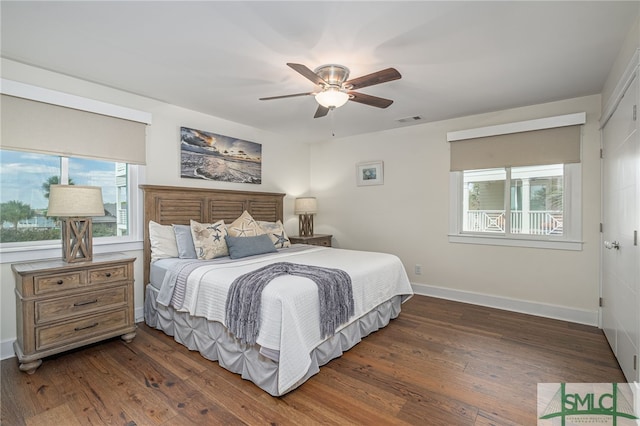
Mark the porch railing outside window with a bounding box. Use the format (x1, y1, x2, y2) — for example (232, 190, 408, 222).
(464, 210, 563, 235)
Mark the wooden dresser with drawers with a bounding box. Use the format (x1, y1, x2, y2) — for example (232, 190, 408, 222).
(12, 252, 136, 373)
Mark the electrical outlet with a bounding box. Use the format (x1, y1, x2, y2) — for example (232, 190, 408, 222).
(415, 264, 422, 275)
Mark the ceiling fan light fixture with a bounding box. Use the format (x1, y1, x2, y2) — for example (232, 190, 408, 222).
(315, 87, 349, 109)
(262, 63, 401, 118)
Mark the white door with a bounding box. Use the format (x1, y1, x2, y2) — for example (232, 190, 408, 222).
(601, 72, 639, 383)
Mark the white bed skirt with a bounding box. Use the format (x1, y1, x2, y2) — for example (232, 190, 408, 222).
(145, 284, 403, 396)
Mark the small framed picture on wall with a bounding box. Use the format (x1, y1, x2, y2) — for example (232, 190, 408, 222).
(356, 161, 384, 186)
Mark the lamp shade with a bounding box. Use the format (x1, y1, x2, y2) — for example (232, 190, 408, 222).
(315, 88, 349, 109)
(294, 197, 317, 214)
(47, 185, 105, 217)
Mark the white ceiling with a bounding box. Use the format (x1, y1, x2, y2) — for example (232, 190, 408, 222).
(1, 1, 638, 143)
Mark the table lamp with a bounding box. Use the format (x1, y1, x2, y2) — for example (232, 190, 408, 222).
(47, 185, 105, 263)
(294, 197, 317, 237)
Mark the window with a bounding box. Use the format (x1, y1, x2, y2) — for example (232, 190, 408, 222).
(0, 149, 143, 259)
(463, 165, 564, 236)
(450, 164, 581, 250)
(0, 150, 61, 242)
(0, 81, 150, 262)
(448, 113, 584, 250)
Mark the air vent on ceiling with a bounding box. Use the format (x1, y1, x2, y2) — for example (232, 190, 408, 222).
(396, 115, 423, 123)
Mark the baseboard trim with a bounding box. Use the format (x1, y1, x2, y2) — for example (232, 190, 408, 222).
(411, 282, 599, 326)
(1, 307, 148, 361)
(1, 340, 14, 361)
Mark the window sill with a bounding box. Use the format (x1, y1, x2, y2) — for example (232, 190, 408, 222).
(0, 239, 144, 264)
(448, 234, 583, 251)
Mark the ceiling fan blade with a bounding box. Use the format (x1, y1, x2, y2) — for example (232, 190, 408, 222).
(287, 63, 327, 86)
(314, 105, 330, 118)
(344, 68, 401, 90)
(259, 92, 314, 101)
(348, 92, 394, 108)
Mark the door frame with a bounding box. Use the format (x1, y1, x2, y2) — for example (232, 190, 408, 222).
(598, 48, 639, 330)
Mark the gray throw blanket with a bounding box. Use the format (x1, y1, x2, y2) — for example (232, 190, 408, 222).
(225, 262, 354, 345)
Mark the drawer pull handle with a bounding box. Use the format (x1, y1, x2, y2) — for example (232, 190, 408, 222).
(74, 322, 98, 331)
(74, 299, 98, 307)
(105, 273, 112, 278)
(57, 280, 64, 285)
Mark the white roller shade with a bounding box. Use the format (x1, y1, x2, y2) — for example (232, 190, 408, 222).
(1, 94, 147, 164)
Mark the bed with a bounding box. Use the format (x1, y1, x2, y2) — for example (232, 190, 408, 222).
(140, 185, 413, 396)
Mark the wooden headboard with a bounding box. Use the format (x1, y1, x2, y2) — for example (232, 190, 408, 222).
(139, 185, 285, 286)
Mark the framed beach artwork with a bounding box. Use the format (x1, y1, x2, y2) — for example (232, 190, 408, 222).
(180, 126, 262, 184)
(356, 161, 384, 186)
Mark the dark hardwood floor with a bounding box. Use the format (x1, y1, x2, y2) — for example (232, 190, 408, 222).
(1, 296, 625, 425)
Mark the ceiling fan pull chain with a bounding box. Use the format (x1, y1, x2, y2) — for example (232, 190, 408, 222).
(331, 108, 336, 137)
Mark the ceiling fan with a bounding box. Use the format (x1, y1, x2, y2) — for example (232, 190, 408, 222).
(260, 63, 401, 118)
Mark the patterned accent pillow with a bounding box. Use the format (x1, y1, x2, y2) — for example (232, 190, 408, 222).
(258, 220, 291, 249)
(189, 219, 229, 260)
(227, 211, 265, 237)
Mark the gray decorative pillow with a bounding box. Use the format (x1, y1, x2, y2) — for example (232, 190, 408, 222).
(173, 224, 197, 259)
(225, 234, 277, 259)
(190, 219, 229, 260)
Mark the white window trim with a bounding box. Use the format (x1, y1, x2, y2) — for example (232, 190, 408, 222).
(0, 165, 146, 264)
(1, 79, 152, 124)
(447, 112, 586, 142)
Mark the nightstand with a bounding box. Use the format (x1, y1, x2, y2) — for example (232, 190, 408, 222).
(12, 252, 137, 374)
(289, 234, 332, 247)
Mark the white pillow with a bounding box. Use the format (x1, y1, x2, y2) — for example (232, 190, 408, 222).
(190, 219, 229, 260)
(258, 220, 291, 248)
(148, 220, 179, 262)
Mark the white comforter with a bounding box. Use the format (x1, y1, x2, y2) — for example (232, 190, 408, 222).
(161, 246, 413, 394)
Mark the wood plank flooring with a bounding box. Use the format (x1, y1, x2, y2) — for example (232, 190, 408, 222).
(1, 296, 625, 425)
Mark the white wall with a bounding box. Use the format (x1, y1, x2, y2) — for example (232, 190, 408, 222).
(0, 59, 310, 357)
(602, 14, 640, 109)
(310, 95, 603, 324)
